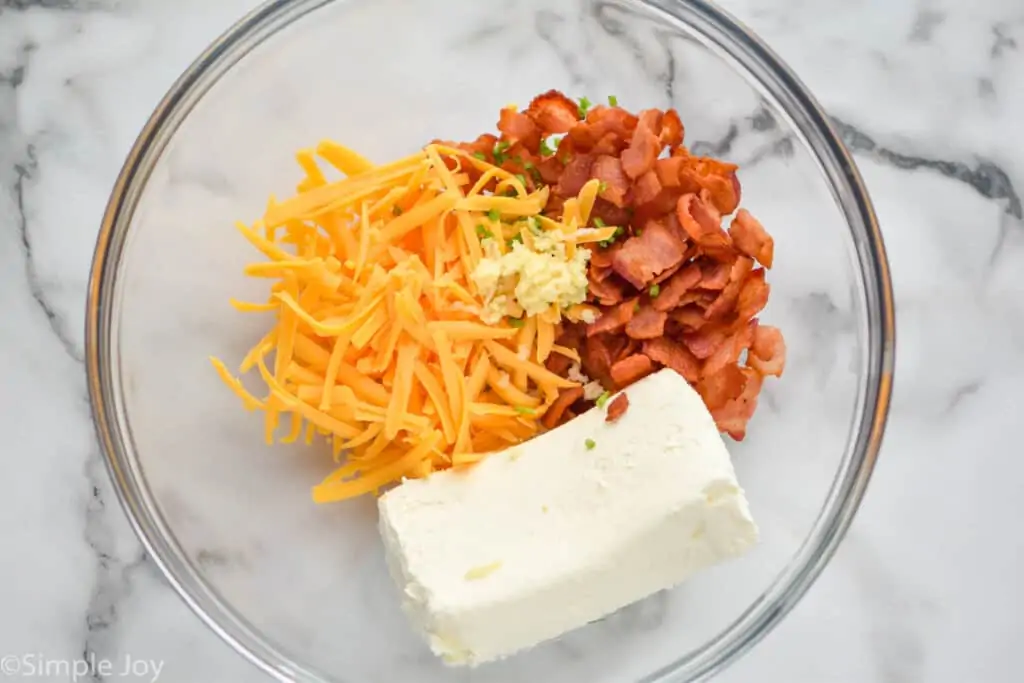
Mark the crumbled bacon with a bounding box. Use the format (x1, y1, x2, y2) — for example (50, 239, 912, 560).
(610, 354, 655, 389)
(591, 155, 630, 207)
(605, 393, 630, 422)
(625, 305, 668, 340)
(587, 300, 635, 336)
(526, 90, 580, 134)
(652, 263, 702, 312)
(542, 386, 585, 430)
(621, 113, 661, 179)
(643, 337, 702, 383)
(729, 209, 775, 268)
(498, 108, 541, 150)
(611, 220, 687, 289)
(448, 90, 784, 439)
(747, 324, 786, 377)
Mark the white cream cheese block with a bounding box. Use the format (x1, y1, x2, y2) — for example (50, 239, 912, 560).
(377, 368, 758, 666)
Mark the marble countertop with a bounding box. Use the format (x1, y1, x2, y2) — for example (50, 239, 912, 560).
(2, 0, 1021, 681)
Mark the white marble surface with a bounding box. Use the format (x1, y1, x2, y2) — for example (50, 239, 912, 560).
(1, 0, 1022, 681)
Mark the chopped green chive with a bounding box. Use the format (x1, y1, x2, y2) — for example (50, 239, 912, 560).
(527, 216, 541, 233)
(472, 151, 487, 161)
(539, 137, 555, 157)
(595, 391, 611, 409)
(633, 301, 641, 313)
(593, 217, 606, 228)
(585, 438, 596, 450)
(515, 173, 527, 186)
(493, 140, 510, 164)
(608, 95, 619, 106)
(649, 284, 661, 298)
(599, 181, 608, 193)
(507, 233, 524, 248)
(635, 228, 643, 236)
(614, 227, 625, 237)
(476, 224, 493, 239)
(487, 208, 501, 222)
(578, 96, 592, 118)
(515, 406, 536, 415)
(507, 316, 525, 328)
(598, 239, 611, 248)
(528, 167, 543, 183)
(392, 205, 403, 216)
(513, 155, 525, 165)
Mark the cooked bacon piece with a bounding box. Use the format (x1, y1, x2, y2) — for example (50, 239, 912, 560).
(643, 337, 702, 383)
(697, 364, 748, 411)
(498, 108, 541, 150)
(590, 264, 615, 283)
(652, 263, 702, 311)
(737, 268, 770, 320)
(581, 334, 616, 386)
(702, 319, 757, 378)
(679, 290, 719, 309)
(660, 109, 684, 148)
(670, 305, 707, 330)
(729, 209, 775, 268)
(605, 393, 630, 422)
(611, 220, 687, 289)
(588, 198, 633, 228)
(569, 106, 637, 152)
(704, 256, 753, 320)
(591, 133, 624, 156)
(650, 261, 683, 286)
(638, 109, 663, 134)
(446, 133, 499, 159)
(712, 368, 762, 440)
(621, 112, 661, 179)
(679, 157, 742, 214)
(589, 243, 619, 269)
(747, 324, 786, 377)
(535, 156, 564, 184)
(682, 326, 729, 360)
(527, 90, 580, 134)
(635, 188, 685, 226)
(655, 156, 686, 188)
(588, 275, 627, 305)
(610, 354, 655, 388)
(556, 153, 595, 197)
(587, 300, 635, 336)
(633, 169, 663, 205)
(677, 193, 732, 256)
(591, 155, 630, 207)
(542, 386, 585, 429)
(545, 350, 574, 377)
(698, 258, 732, 290)
(625, 305, 668, 340)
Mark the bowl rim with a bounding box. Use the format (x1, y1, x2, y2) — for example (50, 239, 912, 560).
(85, 0, 896, 681)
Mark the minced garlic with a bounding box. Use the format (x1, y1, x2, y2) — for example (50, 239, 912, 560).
(471, 234, 591, 324)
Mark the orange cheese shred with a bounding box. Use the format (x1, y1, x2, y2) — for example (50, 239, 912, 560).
(212, 141, 592, 503)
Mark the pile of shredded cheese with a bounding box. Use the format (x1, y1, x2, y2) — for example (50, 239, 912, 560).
(211, 140, 618, 503)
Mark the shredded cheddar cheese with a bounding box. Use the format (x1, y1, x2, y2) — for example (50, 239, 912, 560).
(212, 141, 602, 503)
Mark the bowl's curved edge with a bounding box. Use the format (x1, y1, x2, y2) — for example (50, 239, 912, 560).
(642, 1, 895, 681)
(85, 0, 896, 682)
(86, 1, 336, 682)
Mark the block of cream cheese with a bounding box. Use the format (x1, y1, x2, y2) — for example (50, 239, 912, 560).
(377, 368, 758, 666)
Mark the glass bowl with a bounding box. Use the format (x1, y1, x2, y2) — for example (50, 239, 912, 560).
(86, 0, 895, 681)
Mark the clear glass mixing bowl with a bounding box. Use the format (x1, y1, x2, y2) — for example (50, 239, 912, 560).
(86, 0, 895, 680)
